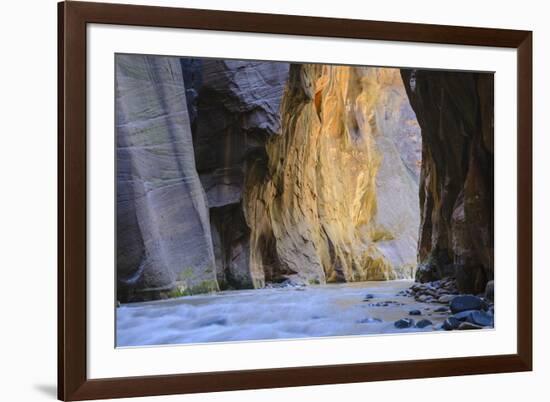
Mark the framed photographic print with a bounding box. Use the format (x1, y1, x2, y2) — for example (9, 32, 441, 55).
(58, 1, 532, 400)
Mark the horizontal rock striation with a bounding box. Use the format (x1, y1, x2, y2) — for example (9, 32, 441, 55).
(116, 55, 217, 301)
(401, 69, 494, 293)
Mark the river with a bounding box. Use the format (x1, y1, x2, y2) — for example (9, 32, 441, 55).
(116, 280, 449, 347)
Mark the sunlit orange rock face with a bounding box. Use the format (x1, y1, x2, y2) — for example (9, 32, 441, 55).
(244, 65, 421, 286)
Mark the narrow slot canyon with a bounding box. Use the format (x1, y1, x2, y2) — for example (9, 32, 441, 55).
(115, 55, 494, 346)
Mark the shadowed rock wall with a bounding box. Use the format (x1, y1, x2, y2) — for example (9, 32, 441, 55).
(183, 59, 290, 289)
(401, 69, 494, 293)
(116, 55, 217, 301)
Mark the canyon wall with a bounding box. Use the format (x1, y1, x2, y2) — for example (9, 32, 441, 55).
(401, 69, 494, 293)
(116, 56, 426, 300)
(116, 55, 217, 301)
(244, 65, 420, 286)
(183, 60, 290, 289)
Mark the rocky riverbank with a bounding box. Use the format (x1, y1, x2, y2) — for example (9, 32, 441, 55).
(391, 278, 495, 331)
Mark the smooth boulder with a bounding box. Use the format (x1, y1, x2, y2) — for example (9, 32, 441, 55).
(450, 295, 484, 314)
(394, 318, 415, 329)
(415, 319, 433, 328)
(462, 310, 494, 327)
(442, 317, 461, 330)
(457, 322, 483, 330)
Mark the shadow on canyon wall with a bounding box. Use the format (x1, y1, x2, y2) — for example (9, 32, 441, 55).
(115, 55, 493, 302)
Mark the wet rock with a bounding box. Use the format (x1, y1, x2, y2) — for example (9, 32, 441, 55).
(415, 319, 433, 328)
(434, 306, 449, 313)
(452, 310, 479, 321)
(442, 317, 461, 330)
(415, 263, 437, 283)
(424, 288, 439, 298)
(417, 295, 430, 303)
(470, 310, 494, 327)
(394, 318, 415, 329)
(450, 295, 484, 314)
(454, 310, 494, 327)
(457, 322, 483, 330)
(437, 294, 455, 304)
(485, 280, 494, 301)
(409, 309, 422, 316)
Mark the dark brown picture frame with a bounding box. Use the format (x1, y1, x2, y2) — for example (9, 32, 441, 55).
(58, 1, 532, 400)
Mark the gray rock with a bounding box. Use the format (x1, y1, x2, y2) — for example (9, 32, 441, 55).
(437, 294, 455, 304)
(485, 280, 494, 301)
(442, 317, 461, 330)
(434, 306, 449, 313)
(451, 310, 479, 321)
(450, 295, 484, 314)
(417, 295, 430, 303)
(415, 263, 437, 283)
(116, 55, 218, 301)
(457, 322, 483, 330)
(409, 309, 422, 316)
(468, 310, 494, 327)
(394, 318, 415, 329)
(415, 319, 433, 328)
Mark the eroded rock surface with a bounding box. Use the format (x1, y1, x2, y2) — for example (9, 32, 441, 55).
(116, 56, 492, 301)
(401, 69, 494, 293)
(116, 55, 217, 301)
(244, 65, 421, 286)
(183, 59, 290, 289)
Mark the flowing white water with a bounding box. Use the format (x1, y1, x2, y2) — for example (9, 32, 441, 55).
(116, 280, 448, 347)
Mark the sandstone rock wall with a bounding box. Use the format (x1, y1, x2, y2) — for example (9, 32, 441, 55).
(116, 56, 427, 300)
(116, 55, 217, 301)
(183, 59, 290, 289)
(244, 65, 420, 286)
(401, 69, 494, 293)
